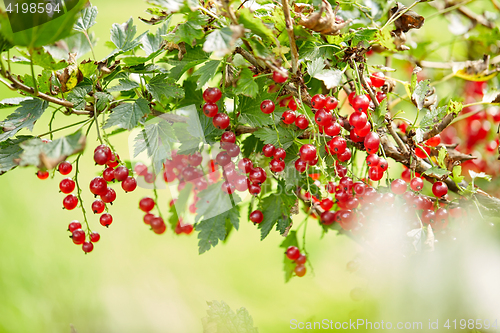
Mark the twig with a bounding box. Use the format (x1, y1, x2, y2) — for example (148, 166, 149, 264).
(457, 6, 495, 29)
(281, 0, 299, 74)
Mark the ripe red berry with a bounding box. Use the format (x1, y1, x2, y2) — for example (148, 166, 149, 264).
(260, 100, 275, 114)
(68, 221, 81, 232)
(203, 103, 218, 117)
(315, 109, 333, 126)
(272, 68, 288, 83)
(368, 166, 384, 181)
(94, 149, 110, 165)
(224, 143, 240, 158)
(213, 113, 230, 129)
(421, 209, 436, 225)
(286, 246, 300, 260)
(99, 213, 113, 227)
(58, 161, 72, 175)
(282, 110, 296, 124)
(295, 159, 308, 173)
(92, 199, 105, 214)
(294, 264, 306, 277)
(59, 178, 76, 194)
(410, 177, 424, 191)
(262, 143, 276, 157)
(82, 241, 94, 253)
(89, 177, 107, 196)
(325, 96, 339, 110)
(114, 166, 129, 182)
(329, 136, 347, 155)
(221, 131, 236, 143)
(249, 167, 267, 184)
(122, 176, 137, 192)
(295, 115, 309, 129)
(324, 122, 341, 136)
(248, 183, 261, 195)
(366, 154, 379, 167)
(100, 187, 117, 203)
(432, 181, 448, 197)
(296, 254, 307, 265)
(90, 231, 100, 243)
(36, 170, 49, 180)
(370, 72, 385, 87)
(349, 111, 368, 130)
(338, 148, 352, 162)
(320, 198, 334, 210)
(269, 158, 285, 172)
(106, 153, 119, 168)
(299, 144, 317, 162)
(274, 148, 286, 160)
(390, 179, 407, 195)
(364, 132, 380, 152)
(378, 158, 388, 171)
(250, 210, 264, 223)
(311, 94, 326, 109)
(426, 135, 441, 147)
(63, 194, 78, 210)
(237, 158, 253, 173)
(202, 87, 222, 103)
(71, 229, 85, 245)
(376, 91, 386, 103)
(352, 94, 370, 113)
(102, 167, 115, 182)
(415, 144, 430, 159)
(139, 197, 155, 212)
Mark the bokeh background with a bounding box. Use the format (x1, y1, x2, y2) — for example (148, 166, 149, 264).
(1, 0, 500, 332)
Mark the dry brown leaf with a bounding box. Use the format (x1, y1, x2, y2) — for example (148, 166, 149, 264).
(298, 0, 351, 35)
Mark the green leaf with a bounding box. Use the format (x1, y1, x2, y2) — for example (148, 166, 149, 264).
(141, 22, 169, 56)
(447, 99, 463, 115)
(419, 106, 447, 130)
(422, 166, 450, 177)
(202, 300, 258, 333)
(450, 165, 464, 184)
(146, 74, 185, 101)
(254, 126, 299, 149)
(74, 5, 98, 32)
(195, 182, 242, 223)
(240, 134, 264, 158)
(0, 97, 33, 109)
(0, 98, 48, 142)
(18, 131, 85, 169)
(307, 58, 325, 77)
(66, 87, 88, 110)
(79, 61, 98, 78)
(279, 230, 299, 282)
(314, 68, 344, 89)
(238, 97, 274, 127)
(0, 136, 32, 175)
(374, 29, 396, 52)
(371, 98, 387, 128)
(238, 8, 275, 43)
(233, 68, 259, 98)
(437, 147, 447, 169)
(259, 189, 295, 240)
(196, 205, 240, 254)
(469, 170, 492, 182)
(411, 80, 431, 110)
(192, 60, 221, 90)
(95, 92, 113, 112)
(104, 98, 150, 131)
(351, 28, 378, 46)
(107, 78, 140, 92)
(44, 31, 96, 60)
(203, 27, 237, 57)
(164, 12, 207, 45)
(31, 48, 67, 71)
(133, 118, 177, 171)
(110, 18, 148, 53)
(168, 182, 193, 229)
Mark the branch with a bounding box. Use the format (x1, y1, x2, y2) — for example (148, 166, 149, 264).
(422, 112, 456, 141)
(456, 5, 495, 29)
(281, 0, 299, 74)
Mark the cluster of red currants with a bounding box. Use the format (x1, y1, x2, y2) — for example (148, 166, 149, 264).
(68, 220, 100, 254)
(285, 246, 307, 277)
(139, 197, 167, 234)
(202, 87, 230, 130)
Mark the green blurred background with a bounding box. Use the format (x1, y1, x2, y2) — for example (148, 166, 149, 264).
(0, 0, 499, 332)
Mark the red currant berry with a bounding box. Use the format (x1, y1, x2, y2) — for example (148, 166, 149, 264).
(323, 122, 340, 137)
(295, 115, 309, 129)
(94, 149, 110, 165)
(320, 211, 336, 225)
(432, 181, 448, 197)
(122, 176, 137, 192)
(221, 131, 236, 143)
(250, 210, 264, 223)
(92, 199, 105, 214)
(410, 177, 424, 191)
(415, 144, 430, 159)
(296, 254, 307, 265)
(299, 144, 317, 162)
(328, 136, 347, 155)
(364, 132, 380, 152)
(203, 103, 218, 117)
(355, 122, 371, 137)
(391, 179, 407, 194)
(248, 183, 261, 196)
(82, 241, 94, 253)
(36, 170, 49, 179)
(378, 158, 388, 171)
(315, 109, 333, 126)
(100, 187, 117, 203)
(262, 143, 276, 157)
(143, 213, 155, 225)
(325, 96, 339, 110)
(349, 111, 368, 130)
(114, 166, 129, 182)
(320, 198, 334, 210)
(139, 197, 155, 212)
(282, 110, 296, 124)
(269, 158, 285, 172)
(260, 100, 275, 114)
(366, 154, 379, 167)
(272, 68, 288, 83)
(99, 213, 113, 227)
(426, 135, 441, 147)
(286, 246, 300, 260)
(421, 209, 436, 225)
(202, 87, 222, 103)
(68, 221, 81, 232)
(59, 178, 76, 194)
(89, 177, 107, 196)
(338, 148, 352, 162)
(288, 98, 298, 111)
(274, 148, 286, 160)
(103, 167, 115, 182)
(58, 161, 72, 175)
(311, 94, 326, 109)
(71, 229, 86, 245)
(294, 264, 306, 277)
(376, 91, 386, 103)
(63, 194, 78, 210)
(368, 166, 384, 181)
(238, 158, 253, 173)
(352, 95, 370, 113)
(90, 232, 100, 243)
(295, 159, 308, 173)
(106, 153, 119, 168)
(370, 72, 385, 87)
(213, 113, 230, 129)
(249, 167, 267, 184)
